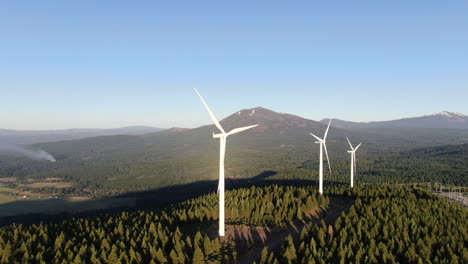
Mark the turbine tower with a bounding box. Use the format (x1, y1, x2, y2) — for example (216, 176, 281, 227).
(309, 120, 332, 195)
(194, 88, 258, 237)
(346, 137, 362, 188)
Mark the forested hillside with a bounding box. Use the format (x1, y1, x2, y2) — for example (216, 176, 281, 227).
(0, 108, 466, 200)
(0, 138, 466, 199)
(0, 184, 465, 264)
(272, 143, 468, 186)
(288, 185, 468, 263)
(0, 185, 328, 264)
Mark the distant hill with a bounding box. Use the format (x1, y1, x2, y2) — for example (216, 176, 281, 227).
(0, 106, 466, 200)
(0, 107, 467, 196)
(0, 126, 165, 145)
(322, 111, 468, 129)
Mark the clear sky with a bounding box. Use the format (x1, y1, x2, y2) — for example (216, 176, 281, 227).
(1, 1, 467, 130)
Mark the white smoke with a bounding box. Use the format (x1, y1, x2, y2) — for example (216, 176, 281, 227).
(0, 145, 56, 162)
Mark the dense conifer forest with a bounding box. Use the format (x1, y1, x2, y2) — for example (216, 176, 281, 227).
(280, 186, 468, 264)
(0, 185, 327, 264)
(1, 143, 466, 197)
(0, 184, 466, 263)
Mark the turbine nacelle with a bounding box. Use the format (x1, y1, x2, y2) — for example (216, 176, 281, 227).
(213, 125, 258, 138)
(310, 134, 324, 143)
(312, 136, 324, 144)
(213, 133, 226, 139)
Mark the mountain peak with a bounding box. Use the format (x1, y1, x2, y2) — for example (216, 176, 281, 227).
(235, 106, 273, 114)
(430, 111, 466, 118)
(217, 107, 324, 135)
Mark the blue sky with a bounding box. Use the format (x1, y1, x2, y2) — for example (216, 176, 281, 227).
(1, 1, 467, 129)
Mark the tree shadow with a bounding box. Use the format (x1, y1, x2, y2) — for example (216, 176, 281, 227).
(0, 170, 346, 227)
(296, 159, 314, 169)
(251, 171, 278, 181)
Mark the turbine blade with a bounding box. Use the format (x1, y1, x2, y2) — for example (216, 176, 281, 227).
(324, 120, 331, 140)
(194, 88, 226, 134)
(346, 137, 354, 151)
(309, 133, 323, 142)
(227, 124, 258, 136)
(355, 143, 362, 151)
(323, 142, 332, 175)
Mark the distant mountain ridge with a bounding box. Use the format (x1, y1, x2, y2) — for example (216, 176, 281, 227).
(321, 111, 468, 130)
(0, 126, 165, 145)
(1, 107, 468, 196)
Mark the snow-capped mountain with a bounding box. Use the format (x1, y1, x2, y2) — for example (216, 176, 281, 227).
(322, 111, 468, 130)
(429, 111, 466, 118)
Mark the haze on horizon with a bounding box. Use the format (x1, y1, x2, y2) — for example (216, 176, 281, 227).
(1, 1, 467, 130)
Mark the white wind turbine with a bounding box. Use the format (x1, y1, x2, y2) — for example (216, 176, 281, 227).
(309, 120, 332, 195)
(194, 88, 258, 237)
(346, 137, 362, 188)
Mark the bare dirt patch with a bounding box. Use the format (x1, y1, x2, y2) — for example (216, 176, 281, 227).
(0, 177, 16, 182)
(25, 182, 74, 188)
(65, 196, 91, 202)
(0, 186, 36, 198)
(136, 175, 154, 180)
(0, 193, 17, 204)
(44, 177, 62, 182)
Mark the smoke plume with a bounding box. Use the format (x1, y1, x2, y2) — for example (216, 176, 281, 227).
(0, 145, 56, 162)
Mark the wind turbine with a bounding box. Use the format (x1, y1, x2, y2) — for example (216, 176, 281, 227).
(194, 88, 258, 237)
(346, 137, 362, 188)
(309, 120, 332, 195)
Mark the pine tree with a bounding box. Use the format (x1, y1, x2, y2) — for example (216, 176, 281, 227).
(72, 254, 82, 264)
(108, 245, 121, 264)
(154, 248, 168, 263)
(192, 246, 205, 264)
(194, 232, 203, 248)
(169, 249, 180, 264)
(0, 242, 12, 264)
(203, 236, 213, 257)
(282, 235, 297, 263)
(54, 231, 66, 250)
(260, 246, 270, 264)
